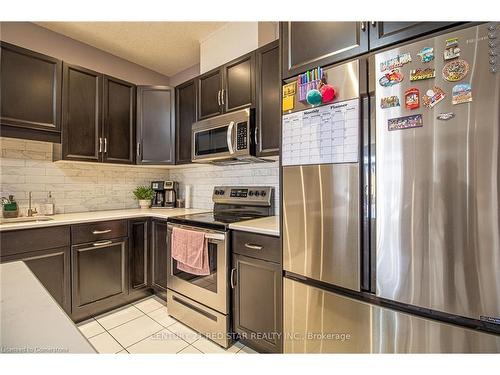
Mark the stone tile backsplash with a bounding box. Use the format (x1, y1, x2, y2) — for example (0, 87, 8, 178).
(0, 137, 280, 215)
(0, 137, 170, 215)
(169, 159, 280, 213)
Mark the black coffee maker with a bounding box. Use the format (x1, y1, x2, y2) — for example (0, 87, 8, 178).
(151, 181, 178, 208)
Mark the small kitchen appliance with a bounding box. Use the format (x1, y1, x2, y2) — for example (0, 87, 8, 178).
(151, 181, 178, 208)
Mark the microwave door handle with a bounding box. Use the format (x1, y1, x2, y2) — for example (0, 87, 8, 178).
(227, 121, 235, 154)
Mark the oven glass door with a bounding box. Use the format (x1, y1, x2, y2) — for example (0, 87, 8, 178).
(172, 242, 218, 292)
(167, 224, 228, 314)
(194, 125, 230, 157)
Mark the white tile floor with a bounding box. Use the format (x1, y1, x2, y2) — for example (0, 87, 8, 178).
(77, 295, 258, 354)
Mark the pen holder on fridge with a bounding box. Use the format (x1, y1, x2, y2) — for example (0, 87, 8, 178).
(298, 80, 321, 102)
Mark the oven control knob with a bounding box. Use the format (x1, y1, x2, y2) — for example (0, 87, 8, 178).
(254, 191, 260, 197)
(261, 190, 267, 197)
(249, 191, 254, 196)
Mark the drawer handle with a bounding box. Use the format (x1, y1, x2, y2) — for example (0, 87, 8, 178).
(92, 240, 113, 247)
(244, 243, 263, 250)
(92, 229, 112, 234)
(230, 268, 237, 289)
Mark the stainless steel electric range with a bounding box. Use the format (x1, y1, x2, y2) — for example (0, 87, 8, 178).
(166, 186, 274, 348)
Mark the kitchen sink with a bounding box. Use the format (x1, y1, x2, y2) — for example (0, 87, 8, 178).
(0, 216, 54, 224)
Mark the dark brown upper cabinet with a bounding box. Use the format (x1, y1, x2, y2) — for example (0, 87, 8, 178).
(175, 79, 197, 164)
(102, 75, 136, 164)
(255, 40, 280, 157)
(222, 52, 255, 113)
(62, 63, 136, 164)
(281, 22, 369, 79)
(62, 63, 102, 162)
(368, 22, 461, 50)
(0, 42, 62, 143)
(136, 86, 175, 165)
(198, 52, 256, 120)
(197, 68, 223, 120)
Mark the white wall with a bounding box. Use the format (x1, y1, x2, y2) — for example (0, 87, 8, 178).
(200, 22, 259, 74)
(0, 22, 170, 85)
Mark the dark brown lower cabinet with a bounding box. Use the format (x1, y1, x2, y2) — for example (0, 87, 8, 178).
(129, 219, 149, 291)
(71, 237, 128, 321)
(2, 246, 71, 315)
(151, 220, 168, 300)
(232, 253, 282, 353)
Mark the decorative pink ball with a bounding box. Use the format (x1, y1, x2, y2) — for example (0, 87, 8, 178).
(320, 84, 336, 103)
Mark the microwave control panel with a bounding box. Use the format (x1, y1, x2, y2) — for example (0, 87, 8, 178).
(236, 121, 248, 150)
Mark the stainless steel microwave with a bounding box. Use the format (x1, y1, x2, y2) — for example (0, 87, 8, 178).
(191, 108, 260, 164)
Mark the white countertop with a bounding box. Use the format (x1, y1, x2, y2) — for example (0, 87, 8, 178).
(229, 216, 280, 237)
(0, 261, 96, 353)
(0, 208, 209, 231)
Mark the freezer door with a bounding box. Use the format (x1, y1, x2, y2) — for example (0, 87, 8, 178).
(283, 164, 360, 291)
(284, 278, 500, 353)
(375, 23, 500, 322)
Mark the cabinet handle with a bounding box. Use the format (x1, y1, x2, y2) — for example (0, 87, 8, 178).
(361, 22, 366, 32)
(221, 89, 225, 106)
(99, 137, 103, 153)
(244, 243, 263, 250)
(104, 138, 107, 153)
(254, 125, 259, 146)
(136, 142, 141, 157)
(92, 229, 112, 234)
(92, 240, 113, 246)
(217, 90, 221, 106)
(230, 268, 237, 289)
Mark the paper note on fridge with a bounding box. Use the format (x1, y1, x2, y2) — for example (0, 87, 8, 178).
(281, 98, 359, 166)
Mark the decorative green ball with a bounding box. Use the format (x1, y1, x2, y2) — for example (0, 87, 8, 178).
(306, 89, 323, 106)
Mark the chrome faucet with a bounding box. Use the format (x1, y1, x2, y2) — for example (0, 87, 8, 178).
(27, 191, 37, 217)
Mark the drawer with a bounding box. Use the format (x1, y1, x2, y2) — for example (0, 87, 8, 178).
(0, 226, 70, 258)
(71, 220, 127, 244)
(232, 230, 281, 263)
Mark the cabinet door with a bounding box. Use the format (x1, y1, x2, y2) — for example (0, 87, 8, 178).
(222, 53, 255, 113)
(369, 22, 460, 50)
(256, 41, 280, 157)
(151, 220, 168, 296)
(136, 86, 174, 164)
(129, 219, 149, 291)
(103, 75, 136, 164)
(2, 246, 71, 314)
(197, 68, 223, 120)
(71, 238, 128, 320)
(0, 42, 62, 143)
(281, 22, 369, 79)
(232, 254, 282, 353)
(62, 63, 102, 162)
(175, 79, 197, 164)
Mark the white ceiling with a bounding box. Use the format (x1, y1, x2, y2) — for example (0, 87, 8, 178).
(36, 22, 227, 77)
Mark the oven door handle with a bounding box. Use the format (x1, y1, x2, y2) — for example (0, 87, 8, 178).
(226, 121, 235, 154)
(205, 233, 226, 241)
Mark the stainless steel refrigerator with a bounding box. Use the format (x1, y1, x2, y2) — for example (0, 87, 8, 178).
(282, 22, 500, 353)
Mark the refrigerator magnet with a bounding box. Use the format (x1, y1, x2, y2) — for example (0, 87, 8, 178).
(443, 59, 469, 82)
(379, 69, 404, 87)
(380, 95, 400, 109)
(388, 114, 423, 131)
(444, 46, 461, 60)
(422, 87, 446, 108)
(404, 88, 420, 110)
(452, 83, 473, 104)
(410, 68, 436, 81)
(417, 47, 434, 63)
(437, 112, 455, 121)
(380, 52, 412, 72)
